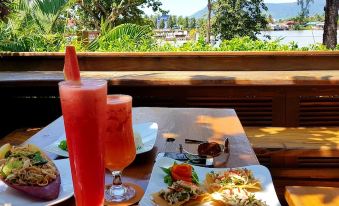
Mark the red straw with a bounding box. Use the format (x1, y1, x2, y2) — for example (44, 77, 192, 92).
(63, 46, 81, 82)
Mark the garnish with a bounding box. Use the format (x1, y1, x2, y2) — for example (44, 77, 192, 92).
(31, 152, 48, 165)
(58, 140, 68, 151)
(63, 45, 81, 82)
(161, 162, 199, 186)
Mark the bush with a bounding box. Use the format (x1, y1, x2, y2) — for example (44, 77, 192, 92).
(0, 21, 335, 52)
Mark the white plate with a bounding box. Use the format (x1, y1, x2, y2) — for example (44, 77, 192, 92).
(139, 157, 281, 206)
(0, 159, 73, 206)
(44, 122, 158, 157)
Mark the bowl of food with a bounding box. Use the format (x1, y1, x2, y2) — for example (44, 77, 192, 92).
(0, 143, 61, 201)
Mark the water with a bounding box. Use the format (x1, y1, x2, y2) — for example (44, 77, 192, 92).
(258, 30, 339, 47)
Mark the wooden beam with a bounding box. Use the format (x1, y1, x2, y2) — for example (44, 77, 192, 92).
(1, 51, 339, 71)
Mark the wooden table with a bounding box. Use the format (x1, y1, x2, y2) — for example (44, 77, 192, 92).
(285, 186, 339, 206)
(22, 107, 258, 205)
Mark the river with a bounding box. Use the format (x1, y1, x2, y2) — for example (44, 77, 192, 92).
(257, 30, 339, 47)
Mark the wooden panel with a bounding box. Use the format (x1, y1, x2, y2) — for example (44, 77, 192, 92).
(299, 96, 339, 126)
(1, 51, 339, 71)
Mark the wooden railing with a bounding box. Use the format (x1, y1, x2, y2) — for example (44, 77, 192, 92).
(1, 51, 339, 136)
(2, 51, 339, 71)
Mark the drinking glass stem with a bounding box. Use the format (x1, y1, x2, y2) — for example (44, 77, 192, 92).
(112, 171, 122, 186)
(109, 171, 124, 196)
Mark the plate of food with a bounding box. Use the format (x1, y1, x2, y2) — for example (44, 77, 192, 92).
(139, 157, 281, 206)
(44, 122, 158, 157)
(0, 143, 73, 206)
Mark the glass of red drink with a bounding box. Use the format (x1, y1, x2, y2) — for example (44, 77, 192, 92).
(104, 95, 136, 202)
(59, 79, 107, 206)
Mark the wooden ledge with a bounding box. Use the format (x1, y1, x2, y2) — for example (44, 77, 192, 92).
(1, 71, 339, 87)
(2, 51, 339, 57)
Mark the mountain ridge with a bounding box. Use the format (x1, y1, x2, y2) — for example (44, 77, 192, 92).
(191, 0, 325, 20)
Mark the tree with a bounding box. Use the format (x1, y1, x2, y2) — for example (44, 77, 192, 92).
(17, 0, 69, 34)
(167, 15, 174, 29)
(297, 0, 314, 24)
(77, 0, 163, 30)
(172, 15, 177, 26)
(207, 0, 213, 43)
(267, 14, 274, 24)
(159, 18, 165, 29)
(177, 16, 185, 28)
(184, 16, 189, 29)
(189, 17, 196, 29)
(213, 0, 268, 40)
(150, 15, 158, 28)
(323, 0, 338, 49)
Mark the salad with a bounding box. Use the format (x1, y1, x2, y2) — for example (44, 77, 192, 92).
(152, 163, 267, 206)
(204, 168, 262, 192)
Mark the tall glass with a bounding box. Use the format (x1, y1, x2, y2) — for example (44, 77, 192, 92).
(59, 79, 107, 206)
(105, 95, 136, 202)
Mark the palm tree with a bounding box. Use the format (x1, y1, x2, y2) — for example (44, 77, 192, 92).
(88, 23, 152, 51)
(17, 0, 70, 34)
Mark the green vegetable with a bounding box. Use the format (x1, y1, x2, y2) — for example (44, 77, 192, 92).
(58, 140, 68, 151)
(2, 160, 23, 177)
(192, 171, 199, 185)
(31, 152, 48, 165)
(161, 167, 173, 185)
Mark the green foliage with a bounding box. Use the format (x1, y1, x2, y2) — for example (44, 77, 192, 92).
(189, 17, 197, 29)
(213, 0, 268, 40)
(87, 23, 155, 52)
(76, 0, 163, 30)
(177, 16, 185, 28)
(159, 19, 165, 29)
(183, 17, 189, 29)
(0, 0, 68, 52)
(167, 15, 174, 29)
(0, 18, 63, 52)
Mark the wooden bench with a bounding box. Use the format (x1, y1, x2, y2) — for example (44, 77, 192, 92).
(245, 127, 339, 167)
(245, 127, 339, 205)
(285, 186, 339, 206)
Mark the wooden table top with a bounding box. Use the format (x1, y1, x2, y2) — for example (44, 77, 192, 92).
(285, 186, 339, 206)
(22, 107, 258, 205)
(2, 70, 339, 86)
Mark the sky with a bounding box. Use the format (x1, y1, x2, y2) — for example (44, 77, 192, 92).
(144, 0, 297, 16)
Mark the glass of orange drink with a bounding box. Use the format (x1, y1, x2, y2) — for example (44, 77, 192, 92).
(104, 94, 136, 202)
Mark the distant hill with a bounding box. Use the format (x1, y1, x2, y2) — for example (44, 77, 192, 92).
(191, 0, 325, 20)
